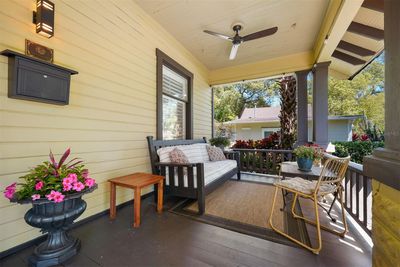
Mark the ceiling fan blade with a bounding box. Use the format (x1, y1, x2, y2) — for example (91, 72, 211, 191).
(229, 43, 240, 60)
(203, 30, 232, 41)
(242, 26, 278, 42)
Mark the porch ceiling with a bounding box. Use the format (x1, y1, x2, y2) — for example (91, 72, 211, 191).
(135, 0, 382, 84)
(135, 0, 329, 70)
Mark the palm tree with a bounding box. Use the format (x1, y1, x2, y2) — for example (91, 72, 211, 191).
(279, 76, 297, 149)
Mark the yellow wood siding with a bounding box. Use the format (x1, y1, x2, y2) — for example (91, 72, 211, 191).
(0, 0, 211, 252)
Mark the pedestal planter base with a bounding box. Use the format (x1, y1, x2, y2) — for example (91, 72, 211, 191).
(21, 189, 96, 267)
(28, 238, 81, 267)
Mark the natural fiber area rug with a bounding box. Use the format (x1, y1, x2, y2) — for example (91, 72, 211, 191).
(170, 180, 310, 248)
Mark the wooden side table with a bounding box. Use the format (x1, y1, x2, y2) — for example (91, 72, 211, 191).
(108, 172, 164, 228)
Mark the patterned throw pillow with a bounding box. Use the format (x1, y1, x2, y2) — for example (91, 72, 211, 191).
(169, 148, 189, 164)
(207, 146, 226, 161)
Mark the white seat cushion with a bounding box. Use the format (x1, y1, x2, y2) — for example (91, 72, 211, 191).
(275, 177, 337, 195)
(157, 143, 210, 163)
(165, 159, 237, 188)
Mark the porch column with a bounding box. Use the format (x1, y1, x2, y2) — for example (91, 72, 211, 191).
(295, 70, 310, 145)
(312, 62, 330, 147)
(364, 1, 400, 266)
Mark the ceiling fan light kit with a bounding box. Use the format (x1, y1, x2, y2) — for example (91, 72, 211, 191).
(204, 23, 278, 60)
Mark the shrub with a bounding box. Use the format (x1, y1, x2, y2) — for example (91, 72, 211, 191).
(209, 136, 230, 147)
(232, 132, 280, 149)
(332, 141, 384, 163)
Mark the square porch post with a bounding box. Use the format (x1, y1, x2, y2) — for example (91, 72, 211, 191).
(312, 62, 330, 147)
(364, 1, 400, 266)
(295, 70, 310, 145)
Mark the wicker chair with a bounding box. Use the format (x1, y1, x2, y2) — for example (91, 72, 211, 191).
(269, 156, 350, 254)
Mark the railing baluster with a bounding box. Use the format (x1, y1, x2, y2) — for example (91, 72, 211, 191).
(356, 172, 360, 220)
(350, 170, 354, 214)
(363, 175, 368, 230)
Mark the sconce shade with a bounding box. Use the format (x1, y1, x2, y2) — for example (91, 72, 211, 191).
(35, 0, 55, 38)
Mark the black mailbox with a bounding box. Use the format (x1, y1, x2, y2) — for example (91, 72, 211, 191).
(1, 50, 78, 105)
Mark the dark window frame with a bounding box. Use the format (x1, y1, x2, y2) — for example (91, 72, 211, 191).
(156, 48, 193, 140)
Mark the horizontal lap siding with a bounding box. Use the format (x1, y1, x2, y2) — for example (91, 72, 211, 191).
(0, 0, 211, 252)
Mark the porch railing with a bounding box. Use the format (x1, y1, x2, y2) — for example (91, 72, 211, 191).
(343, 162, 372, 235)
(231, 148, 295, 175)
(230, 148, 372, 236)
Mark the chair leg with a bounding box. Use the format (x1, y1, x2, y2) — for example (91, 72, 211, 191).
(291, 193, 298, 217)
(291, 191, 347, 237)
(313, 195, 322, 254)
(269, 188, 321, 254)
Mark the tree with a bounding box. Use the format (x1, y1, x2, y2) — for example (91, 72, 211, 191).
(279, 76, 297, 149)
(213, 79, 280, 122)
(328, 54, 385, 131)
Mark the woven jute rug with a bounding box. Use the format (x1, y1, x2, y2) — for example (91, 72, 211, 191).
(170, 179, 310, 248)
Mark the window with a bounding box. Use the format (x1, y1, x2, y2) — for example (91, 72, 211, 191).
(262, 127, 280, 138)
(156, 49, 193, 140)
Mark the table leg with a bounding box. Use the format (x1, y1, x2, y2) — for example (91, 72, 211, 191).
(157, 180, 163, 213)
(133, 187, 141, 228)
(110, 182, 116, 219)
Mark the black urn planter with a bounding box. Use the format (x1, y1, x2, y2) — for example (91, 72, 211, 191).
(20, 186, 96, 267)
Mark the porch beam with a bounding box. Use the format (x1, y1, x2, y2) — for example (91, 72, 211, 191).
(362, 0, 384, 13)
(337, 40, 376, 57)
(332, 50, 366, 65)
(208, 52, 313, 86)
(347, 22, 384, 41)
(315, 0, 363, 63)
(312, 61, 330, 147)
(295, 69, 310, 145)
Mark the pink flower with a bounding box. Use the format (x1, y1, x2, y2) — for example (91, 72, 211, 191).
(46, 190, 58, 201)
(31, 194, 41, 201)
(67, 173, 78, 183)
(63, 177, 73, 185)
(63, 183, 72, 191)
(35, 181, 44, 191)
(4, 183, 16, 200)
(53, 193, 65, 203)
(72, 182, 85, 192)
(46, 190, 65, 203)
(85, 178, 95, 188)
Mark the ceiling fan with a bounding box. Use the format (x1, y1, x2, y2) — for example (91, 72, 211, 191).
(203, 23, 278, 60)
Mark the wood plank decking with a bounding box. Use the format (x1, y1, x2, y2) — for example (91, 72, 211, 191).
(0, 174, 372, 267)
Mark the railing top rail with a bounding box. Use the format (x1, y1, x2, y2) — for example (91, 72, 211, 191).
(230, 148, 293, 153)
(348, 161, 363, 173)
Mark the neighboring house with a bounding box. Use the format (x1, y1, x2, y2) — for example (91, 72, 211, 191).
(226, 105, 362, 142)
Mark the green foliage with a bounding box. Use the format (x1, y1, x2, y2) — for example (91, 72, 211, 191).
(332, 141, 384, 163)
(209, 136, 230, 147)
(293, 146, 316, 160)
(213, 79, 280, 122)
(328, 55, 385, 131)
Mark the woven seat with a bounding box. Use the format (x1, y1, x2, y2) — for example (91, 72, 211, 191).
(275, 177, 336, 195)
(269, 156, 350, 255)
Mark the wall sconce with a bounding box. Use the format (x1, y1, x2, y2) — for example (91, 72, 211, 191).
(33, 0, 55, 38)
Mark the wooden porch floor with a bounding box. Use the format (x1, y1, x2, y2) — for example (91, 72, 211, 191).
(0, 174, 372, 267)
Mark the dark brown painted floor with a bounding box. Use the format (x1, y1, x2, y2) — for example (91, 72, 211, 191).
(0, 174, 372, 267)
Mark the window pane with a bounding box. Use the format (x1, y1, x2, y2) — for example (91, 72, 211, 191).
(163, 95, 186, 140)
(162, 65, 188, 101)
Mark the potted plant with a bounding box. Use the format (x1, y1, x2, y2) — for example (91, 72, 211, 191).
(209, 136, 231, 150)
(3, 148, 97, 267)
(293, 145, 323, 172)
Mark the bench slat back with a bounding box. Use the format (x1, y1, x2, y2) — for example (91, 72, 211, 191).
(146, 136, 207, 173)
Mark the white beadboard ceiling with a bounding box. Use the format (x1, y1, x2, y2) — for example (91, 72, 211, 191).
(134, 0, 330, 70)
